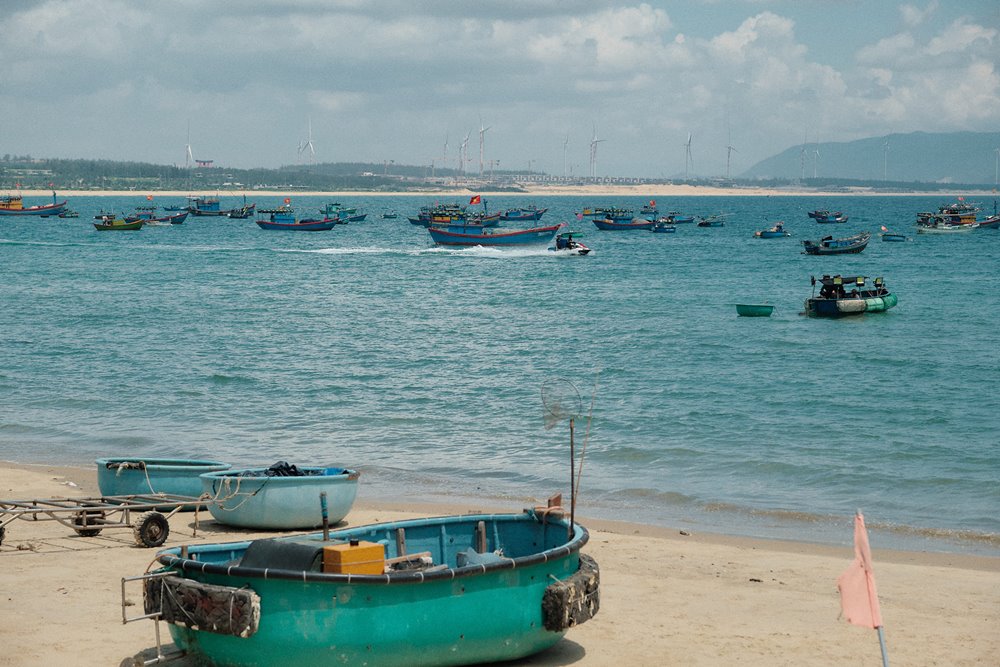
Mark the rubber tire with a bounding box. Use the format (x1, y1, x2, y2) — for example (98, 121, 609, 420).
(133, 511, 169, 548)
(72, 509, 105, 537)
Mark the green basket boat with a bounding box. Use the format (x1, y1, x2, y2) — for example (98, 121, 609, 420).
(735, 303, 774, 317)
(140, 508, 599, 666)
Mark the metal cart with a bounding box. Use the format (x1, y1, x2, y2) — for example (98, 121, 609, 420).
(0, 493, 201, 547)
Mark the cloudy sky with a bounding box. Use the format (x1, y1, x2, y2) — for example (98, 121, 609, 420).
(2, 1, 997, 178)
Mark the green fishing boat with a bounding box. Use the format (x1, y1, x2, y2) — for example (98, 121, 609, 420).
(134, 509, 599, 666)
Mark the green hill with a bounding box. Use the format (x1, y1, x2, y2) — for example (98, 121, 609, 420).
(743, 131, 1000, 185)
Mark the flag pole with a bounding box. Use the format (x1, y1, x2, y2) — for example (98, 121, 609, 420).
(877, 626, 889, 667)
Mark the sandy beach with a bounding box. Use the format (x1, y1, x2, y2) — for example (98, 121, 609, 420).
(0, 461, 997, 666)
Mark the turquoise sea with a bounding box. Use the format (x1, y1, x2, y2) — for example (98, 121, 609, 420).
(2, 193, 998, 556)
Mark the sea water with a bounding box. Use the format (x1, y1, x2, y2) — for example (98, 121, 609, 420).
(2, 194, 998, 555)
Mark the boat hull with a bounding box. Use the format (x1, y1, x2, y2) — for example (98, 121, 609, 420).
(256, 218, 337, 231)
(755, 230, 789, 238)
(805, 292, 896, 317)
(96, 458, 231, 509)
(592, 218, 655, 231)
(428, 224, 562, 246)
(151, 511, 596, 667)
(0, 200, 68, 216)
(201, 467, 359, 528)
(802, 233, 870, 255)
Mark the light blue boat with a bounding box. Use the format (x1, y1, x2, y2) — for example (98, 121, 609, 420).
(96, 458, 231, 509)
(201, 466, 360, 529)
(141, 509, 599, 666)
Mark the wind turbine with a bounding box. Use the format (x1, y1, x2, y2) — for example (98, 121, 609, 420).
(563, 135, 569, 178)
(993, 146, 999, 187)
(726, 131, 737, 180)
(460, 133, 470, 175)
(185, 120, 194, 170)
(298, 117, 316, 163)
(442, 132, 449, 174)
(882, 137, 890, 181)
(478, 117, 491, 177)
(683, 133, 693, 180)
(589, 125, 605, 179)
(813, 146, 820, 178)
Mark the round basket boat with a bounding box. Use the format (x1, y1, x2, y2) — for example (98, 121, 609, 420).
(201, 467, 360, 529)
(735, 303, 774, 317)
(96, 458, 231, 509)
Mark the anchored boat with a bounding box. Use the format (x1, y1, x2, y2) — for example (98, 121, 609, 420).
(805, 275, 896, 317)
(802, 231, 871, 255)
(428, 222, 563, 246)
(133, 508, 598, 667)
(0, 193, 68, 216)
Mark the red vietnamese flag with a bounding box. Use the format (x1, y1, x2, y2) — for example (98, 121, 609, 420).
(284, 197, 291, 204)
(649, 200, 656, 207)
(146, 194, 154, 201)
(469, 195, 481, 205)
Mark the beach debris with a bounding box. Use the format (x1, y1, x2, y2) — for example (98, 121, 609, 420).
(679, 530, 690, 536)
(749, 578, 763, 583)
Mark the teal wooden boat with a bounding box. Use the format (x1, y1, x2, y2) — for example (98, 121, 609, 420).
(735, 303, 774, 317)
(96, 458, 231, 506)
(201, 465, 359, 529)
(140, 509, 598, 666)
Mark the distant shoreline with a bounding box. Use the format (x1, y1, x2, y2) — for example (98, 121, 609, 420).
(13, 185, 1000, 198)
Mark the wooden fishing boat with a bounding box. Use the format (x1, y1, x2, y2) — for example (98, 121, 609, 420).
(500, 206, 547, 221)
(663, 212, 695, 224)
(804, 275, 896, 317)
(916, 216, 978, 233)
(409, 203, 467, 226)
(754, 222, 790, 238)
(696, 215, 726, 227)
(802, 231, 870, 255)
(879, 226, 908, 242)
(381, 211, 399, 219)
(94, 216, 143, 231)
(735, 303, 774, 317)
(977, 214, 1000, 229)
(650, 221, 676, 233)
(201, 465, 359, 529)
(592, 217, 655, 231)
(97, 457, 231, 510)
(138, 508, 599, 666)
(227, 203, 256, 219)
(428, 222, 563, 246)
(916, 200, 979, 227)
(0, 194, 68, 216)
(126, 206, 188, 225)
(187, 196, 228, 216)
(807, 209, 848, 223)
(256, 207, 337, 231)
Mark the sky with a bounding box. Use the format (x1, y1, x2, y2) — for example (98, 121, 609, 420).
(1, 1, 998, 179)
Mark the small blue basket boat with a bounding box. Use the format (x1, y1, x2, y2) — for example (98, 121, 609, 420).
(201, 466, 360, 529)
(96, 458, 231, 510)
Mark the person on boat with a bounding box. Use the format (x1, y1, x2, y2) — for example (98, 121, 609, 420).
(556, 235, 569, 250)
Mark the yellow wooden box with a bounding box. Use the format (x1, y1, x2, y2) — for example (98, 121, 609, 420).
(322, 540, 385, 575)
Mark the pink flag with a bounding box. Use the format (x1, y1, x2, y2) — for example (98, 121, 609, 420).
(837, 512, 883, 628)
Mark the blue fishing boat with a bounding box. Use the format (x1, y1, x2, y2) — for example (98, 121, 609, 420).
(256, 207, 337, 231)
(96, 457, 231, 508)
(582, 206, 634, 221)
(650, 221, 676, 233)
(805, 275, 896, 317)
(139, 508, 599, 666)
(808, 209, 849, 223)
(592, 217, 656, 231)
(696, 215, 726, 227)
(0, 193, 68, 216)
(187, 196, 228, 216)
(125, 206, 188, 225)
(500, 206, 547, 221)
(662, 212, 695, 224)
(319, 202, 367, 223)
(428, 222, 563, 246)
(754, 222, 790, 238)
(879, 226, 908, 242)
(201, 464, 359, 529)
(735, 303, 774, 317)
(802, 231, 871, 255)
(409, 203, 467, 226)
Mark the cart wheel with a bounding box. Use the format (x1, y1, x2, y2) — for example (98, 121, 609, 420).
(133, 511, 170, 548)
(72, 509, 105, 537)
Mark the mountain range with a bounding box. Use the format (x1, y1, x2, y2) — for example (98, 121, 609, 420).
(743, 131, 1000, 185)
